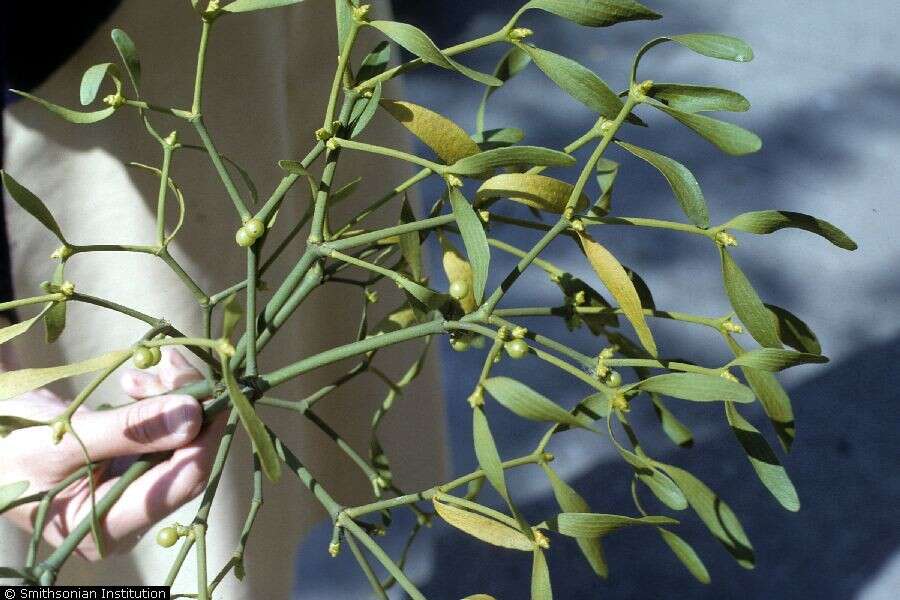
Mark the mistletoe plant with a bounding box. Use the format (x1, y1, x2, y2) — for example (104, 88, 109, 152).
(0, 0, 857, 597)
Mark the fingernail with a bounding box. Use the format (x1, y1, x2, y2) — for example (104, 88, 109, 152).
(164, 398, 198, 439)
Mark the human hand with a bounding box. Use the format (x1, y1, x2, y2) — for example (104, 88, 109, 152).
(0, 348, 224, 560)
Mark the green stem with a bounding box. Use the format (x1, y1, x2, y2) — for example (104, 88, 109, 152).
(156, 144, 174, 246)
(160, 249, 210, 305)
(192, 19, 212, 115)
(0, 294, 64, 312)
(325, 214, 455, 251)
(195, 524, 209, 600)
(334, 168, 432, 238)
(345, 535, 389, 600)
(245, 245, 259, 376)
(192, 117, 250, 221)
(324, 21, 360, 129)
(339, 517, 425, 600)
(332, 138, 444, 173)
(253, 141, 325, 224)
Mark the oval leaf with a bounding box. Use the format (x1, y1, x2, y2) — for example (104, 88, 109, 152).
(433, 496, 533, 551)
(1, 171, 67, 243)
(80, 63, 121, 106)
(449, 146, 576, 176)
(545, 512, 676, 538)
(369, 20, 502, 86)
(634, 373, 755, 403)
(531, 549, 552, 600)
(449, 188, 490, 303)
(649, 83, 749, 113)
(221, 357, 281, 482)
(0, 305, 52, 346)
(520, 0, 661, 27)
(483, 377, 592, 429)
(727, 348, 827, 372)
(11, 90, 116, 124)
(650, 101, 761, 156)
(669, 33, 754, 62)
(222, 0, 303, 12)
(473, 406, 509, 501)
(720, 248, 782, 348)
(0, 481, 29, 513)
(0, 350, 130, 401)
(616, 141, 708, 228)
(477, 46, 532, 132)
(356, 41, 392, 84)
(0, 416, 44, 438)
(579, 233, 657, 356)
(653, 462, 755, 568)
(765, 304, 822, 355)
(658, 528, 710, 584)
(523, 45, 623, 119)
(111, 29, 141, 94)
(725, 402, 800, 512)
(380, 98, 480, 164)
(472, 127, 526, 151)
(350, 81, 382, 139)
(476, 173, 588, 213)
(542, 465, 608, 577)
(724, 210, 857, 250)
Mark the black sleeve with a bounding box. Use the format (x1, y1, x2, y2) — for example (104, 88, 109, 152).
(0, 1, 122, 313)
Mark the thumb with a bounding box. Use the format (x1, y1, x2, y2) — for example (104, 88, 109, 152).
(60, 395, 203, 469)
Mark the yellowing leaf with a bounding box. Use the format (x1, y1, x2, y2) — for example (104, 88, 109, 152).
(579, 233, 656, 356)
(432, 496, 534, 551)
(441, 236, 476, 313)
(0, 350, 130, 401)
(476, 173, 588, 213)
(380, 99, 480, 165)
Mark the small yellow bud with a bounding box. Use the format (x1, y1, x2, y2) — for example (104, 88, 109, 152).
(599, 120, 615, 134)
(722, 320, 744, 334)
(715, 231, 738, 247)
(562, 207, 575, 221)
(103, 94, 125, 108)
(720, 370, 740, 383)
(51, 245, 74, 260)
(541, 452, 555, 463)
(508, 27, 534, 42)
(573, 290, 587, 306)
(315, 127, 333, 142)
(511, 326, 528, 339)
(610, 394, 629, 412)
(365, 289, 379, 304)
(216, 339, 236, 357)
(51, 420, 68, 444)
(571, 219, 585, 233)
(533, 530, 550, 550)
(328, 542, 341, 557)
(326, 138, 340, 151)
(59, 281, 75, 297)
(478, 209, 491, 224)
(352, 4, 371, 22)
(445, 174, 463, 188)
(467, 387, 485, 408)
(496, 326, 511, 341)
(163, 131, 179, 147)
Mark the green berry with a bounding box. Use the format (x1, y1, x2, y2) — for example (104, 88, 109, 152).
(149, 346, 162, 366)
(451, 337, 470, 352)
(505, 339, 529, 359)
(133, 347, 156, 369)
(448, 280, 469, 300)
(606, 371, 622, 387)
(156, 526, 178, 548)
(244, 218, 265, 239)
(235, 227, 254, 247)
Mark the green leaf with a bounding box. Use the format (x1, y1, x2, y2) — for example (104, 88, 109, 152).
(725, 402, 800, 511)
(616, 141, 708, 228)
(449, 188, 490, 303)
(449, 146, 576, 176)
(0, 305, 52, 345)
(591, 158, 619, 216)
(80, 63, 122, 106)
(653, 462, 754, 568)
(542, 465, 607, 577)
(531, 549, 553, 600)
(634, 373, 755, 403)
(1, 171, 68, 244)
(649, 83, 749, 113)
(11, 90, 116, 124)
(0, 350, 130, 401)
(356, 41, 392, 84)
(523, 45, 623, 120)
(472, 406, 509, 500)
(222, 0, 303, 13)
(476, 173, 588, 213)
(399, 276, 448, 313)
(765, 304, 821, 355)
(0, 481, 29, 513)
(727, 348, 827, 372)
(222, 294, 242, 339)
(181, 145, 259, 205)
(221, 357, 281, 482)
(350, 82, 382, 138)
(720, 248, 782, 348)
(379, 98, 480, 165)
(472, 127, 526, 151)
(476, 47, 532, 132)
(520, 0, 661, 27)
(0, 416, 44, 437)
(111, 29, 141, 94)
(579, 233, 657, 356)
(651, 397, 694, 448)
(0, 566, 26, 579)
(649, 100, 761, 156)
(483, 377, 592, 429)
(369, 21, 502, 86)
(432, 495, 533, 551)
(544, 512, 676, 538)
(398, 197, 422, 282)
(658, 528, 710, 584)
(607, 418, 688, 510)
(668, 34, 754, 62)
(335, 0, 353, 51)
(724, 210, 857, 250)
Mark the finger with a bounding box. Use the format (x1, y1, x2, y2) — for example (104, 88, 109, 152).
(119, 369, 168, 400)
(99, 413, 227, 548)
(57, 395, 203, 470)
(157, 348, 204, 392)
